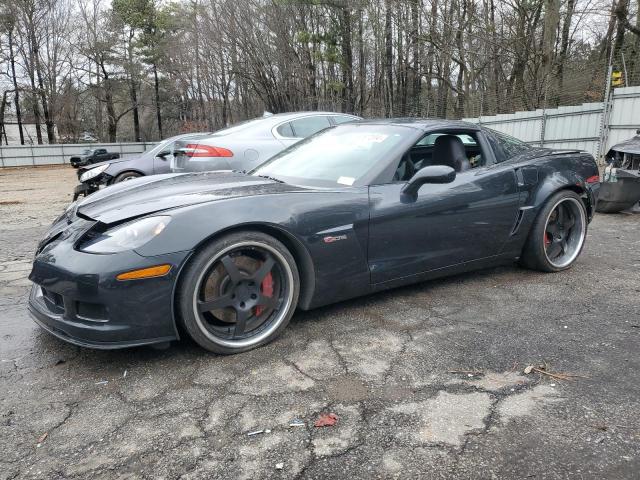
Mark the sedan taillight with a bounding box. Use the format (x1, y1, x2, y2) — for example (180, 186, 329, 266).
(183, 143, 233, 158)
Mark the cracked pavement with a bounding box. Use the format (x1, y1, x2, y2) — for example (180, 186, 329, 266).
(1, 166, 639, 479)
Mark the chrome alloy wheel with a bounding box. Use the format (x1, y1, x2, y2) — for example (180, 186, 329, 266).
(543, 197, 587, 268)
(191, 241, 295, 349)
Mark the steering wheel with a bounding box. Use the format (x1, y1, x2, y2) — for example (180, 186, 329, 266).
(393, 152, 416, 181)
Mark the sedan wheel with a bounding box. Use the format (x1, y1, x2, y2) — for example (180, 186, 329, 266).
(113, 171, 142, 183)
(521, 190, 587, 272)
(177, 232, 299, 354)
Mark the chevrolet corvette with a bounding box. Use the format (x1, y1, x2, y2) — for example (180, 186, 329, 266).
(28, 119, 600, 354)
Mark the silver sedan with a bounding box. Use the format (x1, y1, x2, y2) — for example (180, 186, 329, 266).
(172, 111, 360, 173)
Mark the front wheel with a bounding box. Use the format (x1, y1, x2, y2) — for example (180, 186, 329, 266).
(520, 190, 588, 272)
(176, 231, 300, 354)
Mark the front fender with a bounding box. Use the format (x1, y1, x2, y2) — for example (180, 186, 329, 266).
(135, 190, 372, 309)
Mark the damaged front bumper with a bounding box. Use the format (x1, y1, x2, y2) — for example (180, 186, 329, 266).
(28, 217, 190, 349)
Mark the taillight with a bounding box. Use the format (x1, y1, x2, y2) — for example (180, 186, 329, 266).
(585, 175, 599, 184)
(183, 143, 233, 158)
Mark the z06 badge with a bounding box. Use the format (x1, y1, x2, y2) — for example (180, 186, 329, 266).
(323, 234, 347, 244)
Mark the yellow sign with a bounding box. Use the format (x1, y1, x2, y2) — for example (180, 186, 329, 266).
(612, 71, 624, 87)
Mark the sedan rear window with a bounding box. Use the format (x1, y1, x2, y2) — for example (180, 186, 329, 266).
(289, 116, 331, 138)
(276, 122, 295, 138)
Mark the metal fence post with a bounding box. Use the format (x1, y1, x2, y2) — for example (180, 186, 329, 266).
(597, 66, 614, 165)
(540, 109, 547, 148)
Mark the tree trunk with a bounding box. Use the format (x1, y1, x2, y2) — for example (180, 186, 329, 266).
(542, 0, 560, 105)
(127, 29, 141, 141)
(600, 1, 619, 61)
(340, 5, 354, 113)
(409, 0, 421, 116)
(0, 90, 11, 145)
(555, 0, 576, 105)
(613, 0, 629, 56)
(30, 28, 55, 144)
(384, 0, 393, 116)
(7, 29, 24, 145)
(357, 9, 365, 115)
(426, 0, 438, 116)
(153, 63, 163, 139)
(28, 72, 43, 144)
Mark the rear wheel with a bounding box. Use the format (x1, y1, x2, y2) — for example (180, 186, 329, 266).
(177, 231, 299, 354)
(113, 171, 142, 183)
(521, 190, 588, 272)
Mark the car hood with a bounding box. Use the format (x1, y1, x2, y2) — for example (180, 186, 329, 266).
(76, 171, 307, 224)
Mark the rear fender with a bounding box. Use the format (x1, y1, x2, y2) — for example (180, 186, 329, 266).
(503, 153, 596, 255)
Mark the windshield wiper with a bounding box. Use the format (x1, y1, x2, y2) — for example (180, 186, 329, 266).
(256, 174, 284, 183)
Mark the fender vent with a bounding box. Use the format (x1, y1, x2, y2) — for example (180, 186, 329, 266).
(510, 209, 526, 235)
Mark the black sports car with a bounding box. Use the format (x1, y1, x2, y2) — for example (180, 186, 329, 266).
(28, 120, 600, 354)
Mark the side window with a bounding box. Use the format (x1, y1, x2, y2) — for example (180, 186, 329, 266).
(276, 122, 294, 138)
(290, 116, 331, 138)
(393, 131, 485, 182)
(485, 132, 506, 163)
(331, 115, 355, 125)
(96, 149, 106, 154)
(489, 129, 531, 161)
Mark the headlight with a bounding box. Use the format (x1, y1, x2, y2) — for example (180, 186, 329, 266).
(80, 216, 171, 253)
(80, 163, 110, 182)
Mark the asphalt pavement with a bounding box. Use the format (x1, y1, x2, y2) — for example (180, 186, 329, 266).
(1, 166, 638, 479)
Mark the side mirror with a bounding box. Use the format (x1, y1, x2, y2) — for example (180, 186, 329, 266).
(401, 165, 456, 202)
(156, 150, 171, 159)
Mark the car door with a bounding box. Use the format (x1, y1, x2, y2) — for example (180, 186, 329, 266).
(367, 132, 521, 284)
(153, 141, 175, 174)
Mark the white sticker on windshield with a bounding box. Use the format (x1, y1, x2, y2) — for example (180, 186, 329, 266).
(337, 176, 355, 186)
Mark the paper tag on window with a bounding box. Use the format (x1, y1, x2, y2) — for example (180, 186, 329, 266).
(337, 176, 355, 186)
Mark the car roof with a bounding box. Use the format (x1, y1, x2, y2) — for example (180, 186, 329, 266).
(199, 112, 361, 140)
(262, 111, 360, 121)
(354, 118, 480, 131)
(255, 111, 361, 128)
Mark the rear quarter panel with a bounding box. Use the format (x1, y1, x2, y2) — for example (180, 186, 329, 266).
(500, 149, 599, 256)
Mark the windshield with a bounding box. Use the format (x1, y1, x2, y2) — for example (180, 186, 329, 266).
(252, 124, 414, 187)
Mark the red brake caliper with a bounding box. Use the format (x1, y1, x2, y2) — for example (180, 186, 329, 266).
(254, 271, 274, 317)
(544, 232, 552, 247)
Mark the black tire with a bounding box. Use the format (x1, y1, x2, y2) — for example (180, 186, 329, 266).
(520, 190, 588, 272)
(176, 231, 300, 354)
(113, 171, 142, 183)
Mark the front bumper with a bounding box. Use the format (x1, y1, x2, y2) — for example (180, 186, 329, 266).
(28, 231, 191, 349)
